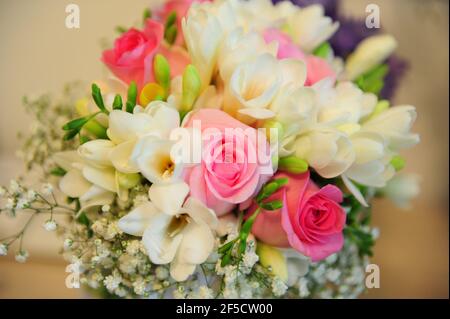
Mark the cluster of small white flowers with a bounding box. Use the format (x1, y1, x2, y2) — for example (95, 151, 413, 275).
(15, 250, 29, 263)
(271, 277, 288, 297)
(43, 219, 58, 231)
(0, 243, 8, 256)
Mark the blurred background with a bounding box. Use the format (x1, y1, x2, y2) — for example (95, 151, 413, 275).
(0, 0, 448, 298)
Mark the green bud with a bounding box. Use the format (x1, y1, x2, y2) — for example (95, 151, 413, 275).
(181, 65, 201, 112)
(112, 94, 123, 110)
(278, 156, 309, 174)
(164, 24, 178, 45)
(390, 155, 406, 171)
(313, 42, 332, 58)
(50, 167, 66, 176)
(366, 100, 390, 121)
(115, 26, 128, 34)
(165, 11, 177, 29)
(126, 82, 138, 113)
(116, 172, 141, 189)
(84, 119, 108, 139)
(91, 84, 108, 114)
(143, 8, 152, 22)
(62, 116, 91, 131)
(260, 200, 283, 211)
(153, 54, 171, 93)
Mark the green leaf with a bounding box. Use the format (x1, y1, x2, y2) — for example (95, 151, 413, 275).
(313, 42, 332, 58)
(355, 64, 389, 96)
(62, 116, 90, 131)
(126, 82, 138, 113)
(218, 239, 237, 254)
(115, 26, 128, 34)
(260, 200, 283, 211)
(112, 94, 123, 110)
(165, 11, 177, 29)
(164, 24, 178, 45)
(143, 8, 152, 22)
(91, 84, 108, 114)
(63, 129, 80, 141)
(50, 167, 66, 176)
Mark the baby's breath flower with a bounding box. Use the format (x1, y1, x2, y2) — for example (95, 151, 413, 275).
(16, 198, 30, 209)
(271, 277, 287, 297)
(197, 286, 213, 299)
(43, 219, 57, 231)
(101, 204, 110, 213)
(155, 266, 169, 280)
(0, 186, 6, 197)
(26, 190, 37, 201)
(9, 180, 21, 194)
(0, 243, 8, 256)
(173, 286, 187, 299)
(41, 183, 53, 196)
(63, 238, 73, 250)
(5, 198, 15, 210)
(15, 250, 29, 263)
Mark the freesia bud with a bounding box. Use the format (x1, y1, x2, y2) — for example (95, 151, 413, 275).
(256, 242, 288, 282)
(390, 155, 406, 171)
(278, 156, 309, 174)
(264, 120, 284, 142)
(140, 83, 166, 107)
(181, 65, 201, 112)
(345, 34, 397, 80)
(153, 54, 171, 93)
(116, 172, 141, 189)
(364, 100, 390, 122)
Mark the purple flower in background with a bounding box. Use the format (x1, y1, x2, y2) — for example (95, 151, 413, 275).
(381, 56, 409, 100)
(329, 17, 379, 58)
(272, 0, 408, 100)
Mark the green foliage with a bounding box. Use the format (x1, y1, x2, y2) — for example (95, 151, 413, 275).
(355, 64, 389, 96)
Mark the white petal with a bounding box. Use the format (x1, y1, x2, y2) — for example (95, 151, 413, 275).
(144, 102, 180, 139)
(238, 107, 276, 120)
(78, 140, 115, 167)
(342, 174, 369, 207)
(149, 182, 189, 215)
(142, 215, 182, 264)
(107, 110, 154, 144)
(118, 202, 160, 237)
(132, 138, 180, 184)
(177, 222, 215, 265)
(170, 259, 196, 282)
(59, 169, 91, 198)
(82, 165, 117, 193)
(110, 140, 139, 173)
(280, 59, 307, 87)
(53, 151, 82, 171)
(182, 197, 218, 229)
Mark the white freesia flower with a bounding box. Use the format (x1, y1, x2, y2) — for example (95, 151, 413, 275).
(53, 151, 115, 210)
(293, 127, 355, 178)
(314, 80, 378, 126)
(225, 54, 306, 122)
(183, 0, 236, 90)
(218, 28, 278, 83)
(362, 105, 420, 151)
(344, 34, 397, 80)
(118, 182, 218, 281)
(381, 173, 421, 209)
(287, 4, 339, 52)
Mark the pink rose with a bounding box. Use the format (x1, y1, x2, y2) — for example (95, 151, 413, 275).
(250, 171, 346, 261)
(102, 19, 190, 88)
(183, 109, 273, 216)
(155, 0, 210, 45)
(263, 28, 336, 86)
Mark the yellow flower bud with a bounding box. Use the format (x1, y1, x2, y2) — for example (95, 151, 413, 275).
(256, 242, 288, 282)
(140, 83, 165, 107)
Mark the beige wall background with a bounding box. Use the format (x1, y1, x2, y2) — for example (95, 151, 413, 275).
(0, 0, 448, 298)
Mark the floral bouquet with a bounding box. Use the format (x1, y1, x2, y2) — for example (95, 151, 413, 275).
(0, 0, 420, 299)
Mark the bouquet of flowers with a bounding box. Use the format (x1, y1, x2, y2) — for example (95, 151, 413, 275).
(0, 0, 420, 299)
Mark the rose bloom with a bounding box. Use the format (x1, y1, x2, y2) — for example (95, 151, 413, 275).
(250, 171, 346, 261)
(102, 19, 189, 88)
(263, 28, 336, 86)
(155, 0, 211, 45)
(182, 109, 273, 216)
